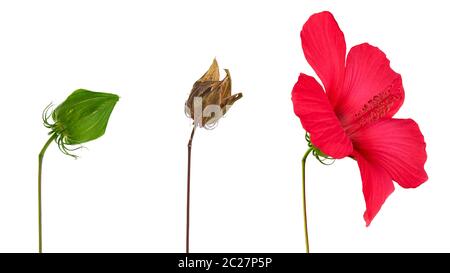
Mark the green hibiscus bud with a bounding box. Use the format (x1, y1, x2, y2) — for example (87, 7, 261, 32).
(43, 89, 119, 157)
(38, 88, 119, 253)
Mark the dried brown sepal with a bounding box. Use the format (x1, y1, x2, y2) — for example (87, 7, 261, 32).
(199, 58, 220, 82)
(185, 58, 243, 127)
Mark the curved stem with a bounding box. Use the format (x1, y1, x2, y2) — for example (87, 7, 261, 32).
(38, 134, 57, 253)
(186, 126, 196, 254)
(302, 147, 313, 253)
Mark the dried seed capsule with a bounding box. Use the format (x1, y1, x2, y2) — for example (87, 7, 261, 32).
(185, 59, 242, 128)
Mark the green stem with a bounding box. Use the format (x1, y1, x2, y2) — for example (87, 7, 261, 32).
(38, 133, 57, 253)
(302, 147, 313, 253)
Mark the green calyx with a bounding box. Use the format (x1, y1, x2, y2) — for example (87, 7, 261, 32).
(42, 89, 119, 157)
(305, 133, 335, 165)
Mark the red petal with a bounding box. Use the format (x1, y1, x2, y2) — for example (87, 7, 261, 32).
(338, 43, 405, 131)
(353, 151, 395, 226)
(301, 11, 346, 107)
(292, 73, 353, 158)
(352, 119, 428, 188)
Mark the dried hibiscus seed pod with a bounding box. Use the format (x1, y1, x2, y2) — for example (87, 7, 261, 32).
(185, 58, 242, 128)
(184, 59, 242, 253)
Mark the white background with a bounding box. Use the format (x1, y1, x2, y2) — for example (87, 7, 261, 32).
(0, 0, 448, 253)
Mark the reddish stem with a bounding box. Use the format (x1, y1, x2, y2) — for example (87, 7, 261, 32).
(186, 125, 196, 254)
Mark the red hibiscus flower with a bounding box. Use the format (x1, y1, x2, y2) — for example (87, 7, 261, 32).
(292, 11, 428, 227)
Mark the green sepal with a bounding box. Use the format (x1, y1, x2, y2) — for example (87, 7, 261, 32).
(304, 132, 336, 165)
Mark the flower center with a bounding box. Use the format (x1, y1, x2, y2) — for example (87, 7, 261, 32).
(345, 81, 403, 135)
